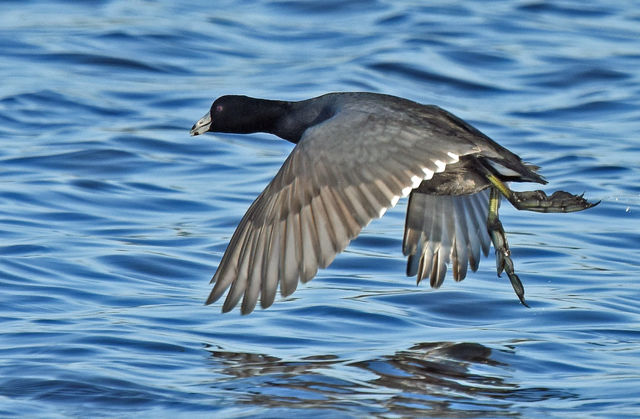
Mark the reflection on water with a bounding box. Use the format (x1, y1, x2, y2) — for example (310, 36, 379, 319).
(207, 341, 573, 416)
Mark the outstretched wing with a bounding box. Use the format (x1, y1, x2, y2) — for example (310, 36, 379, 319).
(403, 190, 492, 288)
(207, 106, 482, 314)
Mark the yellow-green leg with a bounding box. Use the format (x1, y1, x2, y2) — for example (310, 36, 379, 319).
(477, 161, 597, 306)
(484, 170, 597, 213)
(487, 187, 529, 307)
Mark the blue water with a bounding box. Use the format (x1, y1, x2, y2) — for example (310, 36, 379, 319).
(1, 0, 639, 417)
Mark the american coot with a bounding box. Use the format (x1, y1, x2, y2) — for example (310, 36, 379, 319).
(191, 92, 597, 314)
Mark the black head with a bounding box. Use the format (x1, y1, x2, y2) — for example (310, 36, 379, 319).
(190, 95, 290, 137)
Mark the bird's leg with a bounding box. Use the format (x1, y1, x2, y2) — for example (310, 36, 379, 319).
(509, 190, 598, 213)
(487, 187, 529, 307)
(482, 169, 597, 213)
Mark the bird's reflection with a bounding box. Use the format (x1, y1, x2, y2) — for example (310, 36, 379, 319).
(204, 341, 569, 416)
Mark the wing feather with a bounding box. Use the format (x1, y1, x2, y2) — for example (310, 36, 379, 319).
(207, 106, 481, 313)
(403, 189, 491, 289)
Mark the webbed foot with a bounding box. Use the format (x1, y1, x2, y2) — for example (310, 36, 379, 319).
(511, 190, 599, 213)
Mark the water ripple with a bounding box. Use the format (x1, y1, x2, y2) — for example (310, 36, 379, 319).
(1, 0, 639, 417)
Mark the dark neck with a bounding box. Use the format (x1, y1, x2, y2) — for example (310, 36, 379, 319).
(232, 98, 293, 140)
(246, 96, 336, 143)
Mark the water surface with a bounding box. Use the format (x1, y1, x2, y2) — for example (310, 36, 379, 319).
(1, 0, 639, 417)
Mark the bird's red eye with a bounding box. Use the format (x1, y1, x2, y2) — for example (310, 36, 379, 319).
(216, 105, 224, 113)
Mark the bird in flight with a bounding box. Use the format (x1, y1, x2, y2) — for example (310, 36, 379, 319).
(191, 92, 597, 314)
